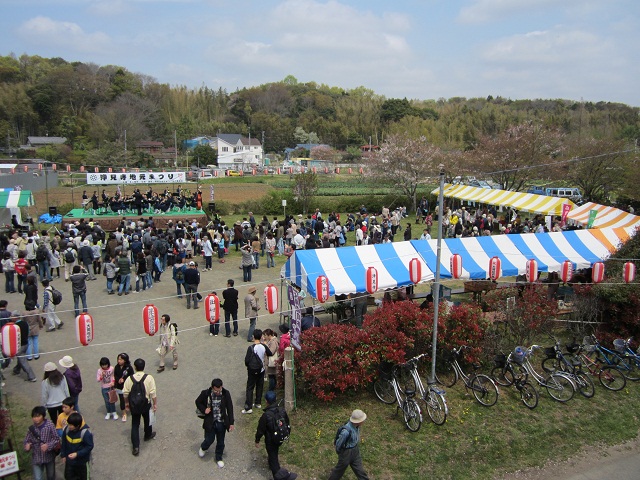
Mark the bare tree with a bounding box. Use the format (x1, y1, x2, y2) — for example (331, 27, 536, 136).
(367, 133, 442, 211)
(466, 123, 564, 191)
(565, 138, 631, 203)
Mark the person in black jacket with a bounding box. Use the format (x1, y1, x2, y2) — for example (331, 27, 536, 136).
(183, 261, 200, 309)
(222, 279, 239, 337)
(255, 391, 297, 480)
(12, 309, 37, 381)
(196, 378, 234, 469)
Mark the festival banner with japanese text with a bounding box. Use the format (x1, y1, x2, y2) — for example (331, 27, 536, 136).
(561, 203, 572, 226)
(287, 285, 302, 351)
(587, 209, 598, 228)
(87, 171, 186, 185)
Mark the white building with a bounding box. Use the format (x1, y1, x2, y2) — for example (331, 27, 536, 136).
(211, 134, 263, 171)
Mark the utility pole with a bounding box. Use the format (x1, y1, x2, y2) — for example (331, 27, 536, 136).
(124, 129, 127, 168)
(174, 130, 178, 168)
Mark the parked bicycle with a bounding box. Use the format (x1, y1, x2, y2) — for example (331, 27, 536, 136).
(404, 353, 448, 425)
(492, 353, 538, 409)
(611, 337, 640, 381)
(540, 338, 595, 398)
(373, 362, 423, 432)
(570, 339, 627, 391)
(435, 346, 499, 407)
(498, 346, 576, 402)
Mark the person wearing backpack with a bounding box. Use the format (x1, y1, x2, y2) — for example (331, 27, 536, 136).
(36, 242, 52, 283)
(60, 412, 93, 480)
(123, 358, 157, 456)
(63, 246, 77, 282)
(195, 378, 235, 469)
(242, 329, 273, 414)
(328, 409, 370, 480)
(42, 280, 63, 331)
(156, 314, 178, 372)
(254, 391, 297, 480)
(172, 257, 186, 299)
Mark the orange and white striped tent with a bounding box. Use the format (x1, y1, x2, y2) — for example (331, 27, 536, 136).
(567, 202, 640, 230)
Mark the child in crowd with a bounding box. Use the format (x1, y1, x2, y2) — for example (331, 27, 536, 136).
(96, 357, 117, 420)
(60, 412, 94, 480)
(24, 406, 60, 480)
(113, 353, 133, 422)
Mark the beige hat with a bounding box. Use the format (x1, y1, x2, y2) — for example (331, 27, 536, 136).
(350, 409, 367, 424)
(44, 362, 57, 372)
(248, 286, 257, 294)
(59, 356, 74, 369)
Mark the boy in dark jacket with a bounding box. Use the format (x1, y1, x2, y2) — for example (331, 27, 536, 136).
(195, 378, 234, 468)
(255, 391, 297, 480)
(60, 412, 93, 480)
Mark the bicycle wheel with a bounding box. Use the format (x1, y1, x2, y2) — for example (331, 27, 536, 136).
(402, 398, 422, 432)
(574, 372, 596, 398)
(424, 390, 448, 426)
(545, 373, 575, 402)
(470, 374, 498, 407)
(435, 360, 457, 388)
(541, 357, 561, 373)
(599, 366, 626, 391)
(491, 366, 512, 386)
(617, 357, 640, 381)
(519, 381, 539, 409)
(373, 378, 396, 404)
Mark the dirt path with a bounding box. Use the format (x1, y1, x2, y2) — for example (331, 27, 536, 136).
(6, 251, 286, 479)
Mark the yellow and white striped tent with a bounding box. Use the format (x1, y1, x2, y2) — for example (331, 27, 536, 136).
(431, 184, 574, 216)
(567, 202, 640, 230)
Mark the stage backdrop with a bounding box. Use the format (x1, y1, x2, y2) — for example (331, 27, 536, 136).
(86, 172, 186, 185)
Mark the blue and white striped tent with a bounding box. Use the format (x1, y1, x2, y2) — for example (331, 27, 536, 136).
(281, 227, 635, 297)
(283, 242, 432, 298)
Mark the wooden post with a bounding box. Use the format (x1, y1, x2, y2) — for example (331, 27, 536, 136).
(283, 346, 295, 412)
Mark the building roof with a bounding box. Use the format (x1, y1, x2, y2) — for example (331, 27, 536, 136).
(215, 134, 261, 147)
(27, 136, 66, 146)
(136, 141, 164, 148)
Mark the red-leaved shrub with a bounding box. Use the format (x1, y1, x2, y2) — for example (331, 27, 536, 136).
(295, 324, 374, 402)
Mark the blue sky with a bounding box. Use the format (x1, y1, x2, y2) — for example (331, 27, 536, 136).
(2, 0, 639, 105)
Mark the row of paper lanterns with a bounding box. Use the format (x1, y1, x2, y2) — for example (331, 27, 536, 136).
(2, 259, 636, 355)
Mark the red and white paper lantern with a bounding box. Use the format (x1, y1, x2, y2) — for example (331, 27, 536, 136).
(409, 258, 422, 284)
(205, 294, 220, 324)
(76, 313, 94, 346)
(316, 275, 330, 303)
(450, 254, 463, 279)
(142, 304, 159, 336)
(366, 267, 378, 294)
(525, 259, 538, 283)
(592, 262, 605, 284)
(560, 260, 573, 283)
(1, 323, 20, 358)
(489, 256, 501, 281)
(264, 284, 278, 314)
(623, 262, 636, 283)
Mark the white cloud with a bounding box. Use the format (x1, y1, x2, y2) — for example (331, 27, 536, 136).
(18, 16, 111, 54)
(458, 0, 573, 24)
(483, 28, 609, 64)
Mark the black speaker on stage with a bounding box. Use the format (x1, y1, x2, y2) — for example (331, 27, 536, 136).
(208, 202, 216, 212)
(49, 206, 58, 216)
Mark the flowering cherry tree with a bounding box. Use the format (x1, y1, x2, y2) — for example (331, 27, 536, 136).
(366, 133, 443, 211)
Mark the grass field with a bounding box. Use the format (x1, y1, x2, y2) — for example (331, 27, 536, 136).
(266, 356, 640, 480)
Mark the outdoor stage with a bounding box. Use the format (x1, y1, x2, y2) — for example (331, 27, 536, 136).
(62, 208, 209, 231)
